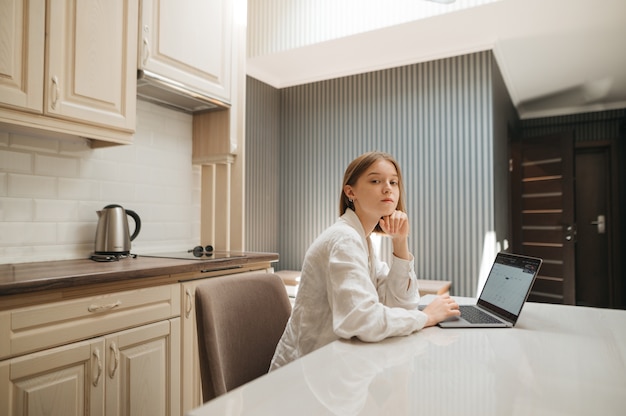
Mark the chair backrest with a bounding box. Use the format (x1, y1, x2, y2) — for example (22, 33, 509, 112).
(195, 272, 292, 402)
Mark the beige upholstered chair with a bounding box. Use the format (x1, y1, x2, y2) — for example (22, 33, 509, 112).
(195, 272, 292, 402)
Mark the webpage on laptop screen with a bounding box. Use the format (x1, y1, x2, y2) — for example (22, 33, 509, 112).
(480, 263, 534, 314)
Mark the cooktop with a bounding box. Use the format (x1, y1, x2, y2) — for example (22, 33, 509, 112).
(139, 251, 247, 261)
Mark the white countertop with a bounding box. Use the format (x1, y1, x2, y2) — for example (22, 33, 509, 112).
(187, 299, 626, 416)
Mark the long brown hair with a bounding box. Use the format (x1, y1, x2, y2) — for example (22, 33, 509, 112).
(339, 151, 406, 233)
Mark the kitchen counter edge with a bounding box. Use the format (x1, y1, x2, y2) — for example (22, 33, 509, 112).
(0, 252, 279, 297)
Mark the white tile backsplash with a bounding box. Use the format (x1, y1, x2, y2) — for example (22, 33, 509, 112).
(58, 178, 100, 200)
(0, 100, 201, 264)
(10, 133, 60, 153)
(34, 199, 78, 221)
(8, 174, 57, 198)
(80, 158, 124, 181)
(99, 181, 136, 203)
(35, 153, 80, 177)
(58, 136, 92, 155)
(57, 222, 95, 244)
(0, 149, 33, 173)
(0, 222, 57, 245)
(1, 198, 33, 221)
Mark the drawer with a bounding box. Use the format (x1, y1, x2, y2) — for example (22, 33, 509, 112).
(0, 284, 180, 360)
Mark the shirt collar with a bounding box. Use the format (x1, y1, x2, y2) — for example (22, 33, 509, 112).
(341, 208, 376, 272)
(341, 208, 367, 240)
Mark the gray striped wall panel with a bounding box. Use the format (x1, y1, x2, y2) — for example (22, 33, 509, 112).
(245, 77, 281, 254)
(246, 51, 496, 297)
(246, 53, 626, 297)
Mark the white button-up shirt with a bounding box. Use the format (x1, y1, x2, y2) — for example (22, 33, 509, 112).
(270, 209, 428, 370)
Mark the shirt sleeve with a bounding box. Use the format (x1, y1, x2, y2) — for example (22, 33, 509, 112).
(326, 232, 428, 343)
(373, 253, 421, 309)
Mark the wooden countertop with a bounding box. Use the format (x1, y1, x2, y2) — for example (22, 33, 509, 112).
(0, 252, 279, 297)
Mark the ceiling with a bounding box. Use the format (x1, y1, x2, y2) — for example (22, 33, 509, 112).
(246, 0, 626, 119)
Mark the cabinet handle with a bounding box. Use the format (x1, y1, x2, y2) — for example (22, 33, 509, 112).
(185, 288, 193, 318)
(88, 300, 122, 313)
(109, 342, 120, 378)
(92, 348, 103, 387)
(51, 76, 59, 110)
(142, 38, 150, 66)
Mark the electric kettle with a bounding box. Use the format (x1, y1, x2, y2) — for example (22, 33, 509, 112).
(94, 204, 141, 254)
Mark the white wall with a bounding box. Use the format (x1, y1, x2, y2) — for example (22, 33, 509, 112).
(0, 100, 201, 264)
(247, 0, 498, 58)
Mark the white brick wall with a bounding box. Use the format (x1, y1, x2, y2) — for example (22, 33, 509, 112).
(0, 100, 202, 264)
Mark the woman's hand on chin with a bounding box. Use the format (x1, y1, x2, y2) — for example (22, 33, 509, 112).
(379, 210, 409, 239)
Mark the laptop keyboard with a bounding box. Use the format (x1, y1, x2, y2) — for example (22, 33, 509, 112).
(460, 306, 503, 324)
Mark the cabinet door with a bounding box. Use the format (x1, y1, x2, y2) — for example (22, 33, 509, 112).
(0, 338, 105, 416)
(180, 281, 206, 413)
(46, 0, 138, 131)
(105, 318, 180, 416)
(140, 0, 233, 103)
(0, 0, 45, 112)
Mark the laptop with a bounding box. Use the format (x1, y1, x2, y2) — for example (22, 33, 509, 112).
(438, 252, 542, 328)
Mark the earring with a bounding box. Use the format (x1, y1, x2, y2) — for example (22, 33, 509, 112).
(349, 198, 353, 203)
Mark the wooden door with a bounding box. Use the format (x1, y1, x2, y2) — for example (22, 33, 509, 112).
(510, 132, 576, 304)
(575, 145, 612, 307)
(0, 338, 105, 416)
(46, 0, 137, 130)
(0, 0, 45, 112)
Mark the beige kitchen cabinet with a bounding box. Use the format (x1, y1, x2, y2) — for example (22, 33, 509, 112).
(0, 337, 104, 415)
(0, 0, 138, 145)
(105, 319, 180, 416)
(0, 255, 276, 416)
(0, 284, 180, 359)
(0, 319, 180, 416)
(179, 268, 272, 414)
(139, 0, 233, 105)
(0, 0, 45, 112)
(0, 284, 181, 416)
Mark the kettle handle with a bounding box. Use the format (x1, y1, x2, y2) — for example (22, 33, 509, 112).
(126, 209, 142, 241)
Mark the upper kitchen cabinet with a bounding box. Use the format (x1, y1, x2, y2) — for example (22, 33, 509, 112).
(0, 0, 138, 146)
(0, 0, 44, 112)
(47, 0, 138, 131)
(138, 0, 233, 109)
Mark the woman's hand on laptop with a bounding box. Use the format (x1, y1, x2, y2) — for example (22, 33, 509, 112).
(422, 294, 461, 327)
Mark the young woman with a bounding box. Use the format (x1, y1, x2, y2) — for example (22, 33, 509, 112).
(270, 151, 460, 370)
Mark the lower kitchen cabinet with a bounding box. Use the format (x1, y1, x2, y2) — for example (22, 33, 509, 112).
(0, 257, 276, 416)
(105, 319, 180, 416)
(0, 318, 180, 416)
(0, 283, 181, 416)
(0, 337, 101, 415)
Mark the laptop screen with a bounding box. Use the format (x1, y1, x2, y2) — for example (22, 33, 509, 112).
(477, 253, 542, 322)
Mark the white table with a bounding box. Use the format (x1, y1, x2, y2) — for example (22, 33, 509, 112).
(187, 300, 626, 416)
